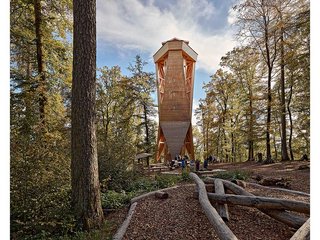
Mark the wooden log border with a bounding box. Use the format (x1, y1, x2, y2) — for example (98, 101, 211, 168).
(189, 172, 238, 240)
(233, 180, 310, 197)
(205, 177, 308, 229)
(130, 183, 196, 204)
(207, 193, 310, 214)
(290, 218, 310, 240)
(113, 202, 138, 240)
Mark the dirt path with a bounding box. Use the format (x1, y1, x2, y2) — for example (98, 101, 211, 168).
(107, 161, 310, 240)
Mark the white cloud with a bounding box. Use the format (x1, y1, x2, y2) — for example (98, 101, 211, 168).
(97, 0, 237, 73)
(227, 6, 237, 25)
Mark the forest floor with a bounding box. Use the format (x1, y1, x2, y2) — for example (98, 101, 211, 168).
(106, 160, 310, 240)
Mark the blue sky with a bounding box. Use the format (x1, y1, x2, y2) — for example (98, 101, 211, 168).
(96, 0, 239, 122)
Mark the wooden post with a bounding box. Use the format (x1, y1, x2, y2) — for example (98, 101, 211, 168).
(214, 179, 230, 221)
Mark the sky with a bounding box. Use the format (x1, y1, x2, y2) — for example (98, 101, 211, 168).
(96, 0, 239, 123)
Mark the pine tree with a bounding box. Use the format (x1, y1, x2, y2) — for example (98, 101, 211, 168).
(71, 0, 104, 230)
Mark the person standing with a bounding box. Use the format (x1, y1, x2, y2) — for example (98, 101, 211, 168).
(190, 159, 195, 172)
(204, 158, 208, 170)
(195, 159, 200, 171)
(181, 157, 186, 170)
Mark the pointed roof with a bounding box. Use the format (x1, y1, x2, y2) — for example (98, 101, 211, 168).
(161, 38, 189, 45)
(154, 38, 197, 63)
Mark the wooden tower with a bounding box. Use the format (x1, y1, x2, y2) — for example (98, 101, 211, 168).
(154, 38, 197, 162)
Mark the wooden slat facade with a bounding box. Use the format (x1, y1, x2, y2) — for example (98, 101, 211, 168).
(154, 38, 197, 161)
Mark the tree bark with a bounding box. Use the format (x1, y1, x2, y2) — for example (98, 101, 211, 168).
(143, 104, 150, 166)
(248, 91, 254, 161)
(207, 193, 309, 214)
(287, 75, 294, 160)
(204, 178, 307, 229)
(263, 11, 273, 164)
(190, 173, 238, 240)
(34, 0, 46, 123)
(214, 179, 230, 221)
(290, 218, 310, 240)
(113, 202, 138, 240)
(131, 186, 179, 204)
(266, 67, 273, 163)
(232, 180, 309, 197)
(71, 0, 104, 230)
(155, 191, 169, 199)
(280, 17, 290, 161)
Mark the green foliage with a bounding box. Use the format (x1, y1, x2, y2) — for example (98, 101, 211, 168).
(196, 0, 310, 162)
(57, 221, 114, 240)
(214, 170, 251, 181)
(154, 174, 179, 189)
(101, 191, 135, 209)
(100, 173, 189, 210)
(10, 0, 74, 238)
(180, 170, 191, 182)
(105, 173, 181, 194)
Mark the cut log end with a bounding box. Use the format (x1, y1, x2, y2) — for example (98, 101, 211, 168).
(155, 191, 169, 199)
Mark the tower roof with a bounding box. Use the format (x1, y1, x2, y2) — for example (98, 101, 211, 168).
(153, 38, 198, 63)
(161, 38, 189, 45)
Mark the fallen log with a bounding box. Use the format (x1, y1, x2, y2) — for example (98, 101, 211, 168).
(130, 186, 178, 204)
(131, 184, 196, 204)
(297, 164, 310, 170)
(290, 218, 310, 240)
(214, 179, 230, 221)
(207, 193, 310, 214)
(194, 184, 215, 199)
(113, 202, 138, 240)
(155, 191, 169, 199)
(233, 180, 310, 197)
(189, 173, 238, 240)
(259, 177, 290, 188)
(205, 178, 307, 229)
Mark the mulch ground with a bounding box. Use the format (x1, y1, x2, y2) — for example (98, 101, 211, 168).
(106, 161, 310, 240)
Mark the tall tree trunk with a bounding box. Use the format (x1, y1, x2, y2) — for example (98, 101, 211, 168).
(206, 122, 209, 159)
(143, 104, 150, 166)
(287, 76, 294, 161)
(217, 125, 220, 160)
(264, 18, 273, 163)
(202, 109, 206, 159)
(266, 67, 272, 163)
(34, 0, 46, 124)
(71, 0, 104, 230)
(280, 26, 290, 161)
(273, 130, 278, 161)
(248, 92, 254, 161)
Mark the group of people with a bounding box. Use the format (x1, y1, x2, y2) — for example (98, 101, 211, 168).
(170, 154, 215, 171)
